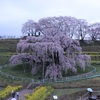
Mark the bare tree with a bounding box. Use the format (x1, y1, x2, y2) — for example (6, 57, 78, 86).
(21, 17, 90, 41)
(21, 20, 39, 36)
(75, 19, 88, 41)
(88, 23, 100, 41)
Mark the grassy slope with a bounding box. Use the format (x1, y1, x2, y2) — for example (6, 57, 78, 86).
(0, 39, 100, 65)
(0, 39, 19, 65)
(0, 39, 19, 52)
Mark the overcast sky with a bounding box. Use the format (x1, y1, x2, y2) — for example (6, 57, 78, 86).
(0, 0, 100, 37)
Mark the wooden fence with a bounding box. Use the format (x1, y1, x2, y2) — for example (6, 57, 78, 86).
(0, 64, 99, 83)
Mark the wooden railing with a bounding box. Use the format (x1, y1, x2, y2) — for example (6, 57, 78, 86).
(0, 64, 99, 83)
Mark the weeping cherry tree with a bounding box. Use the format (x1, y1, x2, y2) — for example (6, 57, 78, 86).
(9, 19, 91, 80)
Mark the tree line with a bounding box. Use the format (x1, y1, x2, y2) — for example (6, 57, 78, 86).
(21, 16, 100, 41)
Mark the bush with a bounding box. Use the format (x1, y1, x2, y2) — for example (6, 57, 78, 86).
(25, 86, 54, 100)
(0, 85, 22, 99)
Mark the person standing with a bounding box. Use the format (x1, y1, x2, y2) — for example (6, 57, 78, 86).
(16, 91, 19, 100)
(87, 88, 93, 98)
(12, 90, 16, 98)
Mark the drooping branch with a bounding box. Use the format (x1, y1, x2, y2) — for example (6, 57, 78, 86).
(10, 18, 91, 80)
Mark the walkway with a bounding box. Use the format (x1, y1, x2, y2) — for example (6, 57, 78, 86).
(7, 89, 33, 100)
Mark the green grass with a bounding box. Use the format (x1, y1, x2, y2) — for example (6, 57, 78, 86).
(0, 39, 19, 52)
(89, 54, 100, 57)
(0, 39, 17, 65)
(1, 64, 40, 79)
(91, 63, 100, 71)
(0, 52, 16, 66)
(0, 56, 11, 65)
(91, 61, 100, 64)
(53, 88, 85, 96)
(82, 52, 100, 55)
(0, 52, 16, 56)
(1, 64, 94, 80)
(63, 66, 94, 76)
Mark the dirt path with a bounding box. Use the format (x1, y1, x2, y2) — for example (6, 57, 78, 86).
(7, 89, 33, 100)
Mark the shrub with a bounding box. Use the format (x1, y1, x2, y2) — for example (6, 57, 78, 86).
(25, 86, 54, 100)
(0, 85, 22, 100)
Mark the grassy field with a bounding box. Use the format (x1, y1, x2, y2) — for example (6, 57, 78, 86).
(44, 73, 100, 100)
(0, 39, 100, 100)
